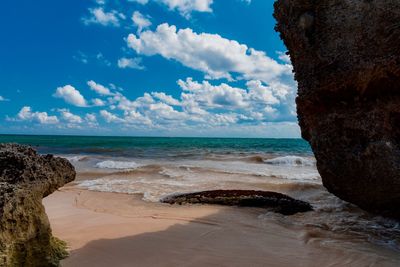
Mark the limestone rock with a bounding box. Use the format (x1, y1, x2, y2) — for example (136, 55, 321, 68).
(0, 144, 75, 266)
(274, 0, 400, 217)
(162, 190, 313, 215)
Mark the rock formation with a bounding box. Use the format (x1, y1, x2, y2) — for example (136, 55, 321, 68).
(162, 190, 313, 215)
(274, 0, 400, 218)
(0, 144, 75, 266)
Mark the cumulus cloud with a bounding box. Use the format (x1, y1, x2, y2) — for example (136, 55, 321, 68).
(127, 24, 293, 83)
(128, 0, 213, 17)
(177, 78, 282, 121)
(129, 0, 149, 4)
(159, 0, 213, 17)
(10, 76, 297, 136)
(54, 82, 116, 107)
(58, 109, 83, 124)
(277, 51, 291, 64)
(53, 85, 88, 107)
(117, 57, 145, 70)
(92, 98, 106, 107)
(178, 78, 247, 109)
(94, 76, 294, 131)
(132, 11, 151, 33)
(151, 92, 180, 106)
(85, 113, 97, 122)
(85, 113, 99, 128)
(83, 7, 125, 27)
(17, 106, 59, 124)
(100, 110, 125, 123)
(87, 80, 113, 96)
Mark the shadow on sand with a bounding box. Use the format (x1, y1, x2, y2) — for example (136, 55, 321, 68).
(61, 207, 397, 267)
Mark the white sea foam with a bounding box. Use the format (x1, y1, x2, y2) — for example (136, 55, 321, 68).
(264, 156, 315, 166)
(172, 160, 320, 181)
(77, 155, 321, 203)
(95, 160, 142, 170)
(77, 178, 192, 202)
(77, 178, 143, 194)
(64, 155, 87, 162)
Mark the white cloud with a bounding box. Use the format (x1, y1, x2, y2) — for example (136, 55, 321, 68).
(117, 57, 145, 70)
(87, 80, 113, 96)
(129, 0, 149, 4)
(127, 24, 292, 83)
(92, 98, 106, 107)
(151, 92, 180, 106)
(159, 0, 213, 17)
(277, 51, 291, 64)
(17, 106, 59, 124)
(128, 0, 213, 17)
(100, 110, 125, 123)
(178, 78, 247, 109)
(96, 53, 112, 66)
(83, 7, 125, 27)
(0, 96, 9, 101)
(53, 85, 88, 107)
(74, 52, 112, 66)
(85, 113, 98, 127)
(246, 80, 281, 104)
(73, 51, 89, 64)
(58, 109, 83, 124)
(147, 102, 188, 121)
(85, 113, 97, 122)
(177, 78, 285, 121)
(132, 11, 151, 33)
(95, 76, 295, 131)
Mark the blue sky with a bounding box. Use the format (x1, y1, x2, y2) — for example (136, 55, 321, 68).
(0, 0, 300, 138)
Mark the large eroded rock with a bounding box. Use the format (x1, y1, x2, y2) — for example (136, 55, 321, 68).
(274, 0, 400, 217)
(162, 190, 313, 215)
(0, 144, 75, 266)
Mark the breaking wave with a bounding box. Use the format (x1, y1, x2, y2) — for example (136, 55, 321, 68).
(64, 155, 89, 162)
(95, 160, 142, 170)
(264, 156, 315, 166)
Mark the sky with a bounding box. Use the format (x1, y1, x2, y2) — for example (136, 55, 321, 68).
(0, 0, 300, 138)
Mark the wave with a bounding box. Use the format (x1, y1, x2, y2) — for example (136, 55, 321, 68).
(95, 160, 142, 170)
(64, 155, 89, 162)
(264, 156, 315, 166)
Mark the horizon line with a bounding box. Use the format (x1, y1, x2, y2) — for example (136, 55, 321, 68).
(0, 133, 304, 140)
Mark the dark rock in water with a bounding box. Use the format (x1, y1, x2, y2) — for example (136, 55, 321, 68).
(161, 190, 313, 215)
(274, 0, 400, 218)
(0, 144, 75, 266)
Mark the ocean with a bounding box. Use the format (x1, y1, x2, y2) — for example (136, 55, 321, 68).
(1, 134, 399, 253)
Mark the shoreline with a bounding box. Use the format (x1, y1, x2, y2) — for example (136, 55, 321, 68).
(44, 185, 400, 267)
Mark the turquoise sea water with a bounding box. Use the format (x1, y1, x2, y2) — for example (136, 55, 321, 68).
(2, 134, 400, 252)
(0, 135, 312, 157)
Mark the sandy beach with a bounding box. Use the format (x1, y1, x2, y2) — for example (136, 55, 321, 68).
(44, 185, 400, 267)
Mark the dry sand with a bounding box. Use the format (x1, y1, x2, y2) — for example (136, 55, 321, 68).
(44, 186, 400, 267)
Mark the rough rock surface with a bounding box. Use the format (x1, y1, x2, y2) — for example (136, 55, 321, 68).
(274, 0, 400, 217)
(0, 144, 75, 266)
(162, 190, 313, 215)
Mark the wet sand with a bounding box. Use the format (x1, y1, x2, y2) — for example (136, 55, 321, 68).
(44, 186, 400, 267)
